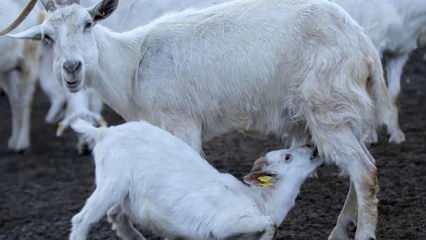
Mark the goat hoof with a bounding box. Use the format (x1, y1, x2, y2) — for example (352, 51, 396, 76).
(388, 129, 405, 144)
(111, 224, 117, 231)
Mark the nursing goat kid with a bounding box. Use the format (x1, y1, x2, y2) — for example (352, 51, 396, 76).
(0, 0, 41, 152)
(332, 0, 426, 105)
(70, 119, 323, 240)
(5, 0, 405, 239)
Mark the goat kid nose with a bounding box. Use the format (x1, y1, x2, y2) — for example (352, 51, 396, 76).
(63, 60, 82, 74)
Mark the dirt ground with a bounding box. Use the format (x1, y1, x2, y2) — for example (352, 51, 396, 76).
(1, 49, 425, 240)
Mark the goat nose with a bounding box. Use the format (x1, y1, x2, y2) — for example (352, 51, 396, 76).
(63, 60, 82, 74)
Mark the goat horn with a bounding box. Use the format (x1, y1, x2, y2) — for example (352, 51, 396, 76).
(0, 0, 38, 36)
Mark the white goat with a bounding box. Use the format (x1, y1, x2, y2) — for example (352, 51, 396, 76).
(70, 119, 322, 240)
(332, 0, 426, 104)
(41, 0, 228, 136)
(0, 0, 41, 152)
(38, 0, 228, 153)
(5, 0, 405, 239)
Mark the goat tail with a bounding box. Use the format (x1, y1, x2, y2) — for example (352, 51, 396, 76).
(367, 56, 405, 143)
(71, 119, 106, 144)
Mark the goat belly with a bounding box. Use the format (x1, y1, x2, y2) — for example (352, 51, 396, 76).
(125, 182, 261, 239)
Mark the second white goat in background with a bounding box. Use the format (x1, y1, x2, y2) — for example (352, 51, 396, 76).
(332, 0, 426, 103)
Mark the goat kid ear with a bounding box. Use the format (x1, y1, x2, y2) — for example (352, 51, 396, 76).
(7, 25, 43, 40)
(89, 0, 119, 22)
(243, 171, 277, 188)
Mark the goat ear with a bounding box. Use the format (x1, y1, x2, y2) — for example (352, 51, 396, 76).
(7, 25, 43, 40)
(418, 30, 426, 48)
(89, 0, 119, 22)
(243, 171, 277, 188)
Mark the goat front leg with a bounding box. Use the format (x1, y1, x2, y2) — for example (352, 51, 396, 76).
(386, 54, 409, 105)
(0, 70, 35, 152)
(107, 204, 145, 240)
(329, 182, 358, 240)
(70, 180, 127, 240)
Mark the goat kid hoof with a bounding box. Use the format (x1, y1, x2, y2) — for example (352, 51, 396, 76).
(328, 228, 350, 240)
(389, 130, 405, 144)
(8, 142, 30, 154)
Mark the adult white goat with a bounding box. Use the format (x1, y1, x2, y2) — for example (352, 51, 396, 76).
(0, 0, 41, 152)
(3, 0, 405, 239)
(70, 119, 323, 240)
(332, 0, 426, 104)
(39, 0, 228, 149)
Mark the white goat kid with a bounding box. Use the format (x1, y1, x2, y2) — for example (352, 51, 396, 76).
(332, 0, 426, 104)
(6, 0, 405, 239)
(0, 0, 40, 152)
(70, 119, 322, 240)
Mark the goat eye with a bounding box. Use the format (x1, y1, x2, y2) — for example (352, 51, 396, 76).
(284, 154, 292, 162)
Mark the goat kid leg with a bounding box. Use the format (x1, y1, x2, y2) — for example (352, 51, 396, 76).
(386, 54, 409, 105)
(219, 216, 274, 240)
(107, 204, 145, 240)
(70, 180, 127, 240)
(329, 182, 358, 240)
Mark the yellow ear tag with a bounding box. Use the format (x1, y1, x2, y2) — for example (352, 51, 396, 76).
(257, 175, 273, 187)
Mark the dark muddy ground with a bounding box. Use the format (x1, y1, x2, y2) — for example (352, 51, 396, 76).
(1, 50, 426, 240)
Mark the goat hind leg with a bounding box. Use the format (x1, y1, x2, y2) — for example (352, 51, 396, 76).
(386, 54, 409, 105)
(316, 128, 378, 240)
(329, 182, 358, 240)
(107, 204, 145, 240)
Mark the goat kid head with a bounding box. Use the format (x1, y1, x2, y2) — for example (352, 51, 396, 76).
(5, 0, 119, 92)
(244, 146, 322, 188)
